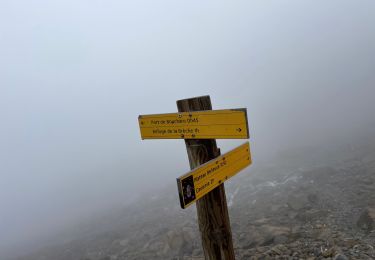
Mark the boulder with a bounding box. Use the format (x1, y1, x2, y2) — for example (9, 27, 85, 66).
(356, 207, 375, 232)
(287, 195, 308, 211)
(334, 254, 349, 260)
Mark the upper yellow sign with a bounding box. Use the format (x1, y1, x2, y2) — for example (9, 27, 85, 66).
(138, 109, 249, 139)
(177, 142, 252, 209)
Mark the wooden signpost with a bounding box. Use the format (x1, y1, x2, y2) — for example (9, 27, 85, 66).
(139, 95, 252, 260)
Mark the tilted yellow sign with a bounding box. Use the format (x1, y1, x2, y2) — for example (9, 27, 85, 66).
(138, 109, 249, 139)
(177, 142, 252, 209)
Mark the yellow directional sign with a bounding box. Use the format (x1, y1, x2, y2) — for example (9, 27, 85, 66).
(177, 142, 251, 209)
(138, 109, 249, 139)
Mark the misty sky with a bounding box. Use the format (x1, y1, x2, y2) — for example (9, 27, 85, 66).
(1, 0, 375, 255)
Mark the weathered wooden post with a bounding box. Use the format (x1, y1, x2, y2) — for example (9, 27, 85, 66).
(177, 96, 235, 260)
(138, 95, 252, 260)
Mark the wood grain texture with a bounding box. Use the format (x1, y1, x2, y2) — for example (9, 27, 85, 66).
(177, 96, 235, 260)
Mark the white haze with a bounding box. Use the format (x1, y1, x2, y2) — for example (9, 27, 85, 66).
(0, 0, 374, 257)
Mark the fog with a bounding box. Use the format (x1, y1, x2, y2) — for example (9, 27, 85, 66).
(1, 0, 374, 257)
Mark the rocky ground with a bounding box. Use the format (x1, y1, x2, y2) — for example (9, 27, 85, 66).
(14, 138, 375, 260)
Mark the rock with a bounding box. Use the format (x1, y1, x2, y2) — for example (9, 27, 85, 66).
(192, 248, 202, 256)
(307, 193, 319, 204)
(356, 208, 375, 232)
(261, 225, 290, 246)
(254, 218, 269, 224)
(316, 227, 332, 240)
(297, 209, 329, 223)
(271, 205, 282, 212)
(162, 229, 191, 256)
(341, 239, 358, 248)
(322, 247, 335, 257)
(287, 211, 298, 219)
(287, 195, 308, 210)
(119, 239, 129, 247)
(334, 254, 349, 260)
(181, 227, 195, 242)
(273, 235, 288, 244)
(315, 224, 323, 229)
(313, 247, 321, 257)
(269, 244, 284, 255)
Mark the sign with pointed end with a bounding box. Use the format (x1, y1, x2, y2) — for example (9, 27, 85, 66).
(138, 108, 249, 140)
(177, 142, 252, 209)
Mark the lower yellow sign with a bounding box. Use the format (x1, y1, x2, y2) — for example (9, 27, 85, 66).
(177, 142, 252, 209)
